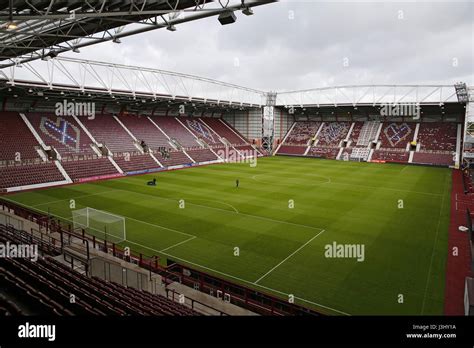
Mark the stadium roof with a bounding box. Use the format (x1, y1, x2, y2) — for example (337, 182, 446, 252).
(276, 85, 463, 107)
(0, 56, 267, 107)
(0, 0, 277, 68)
(0, 57, 466, 108)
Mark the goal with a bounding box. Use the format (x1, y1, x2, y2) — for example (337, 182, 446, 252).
(72, 207, 126, 244)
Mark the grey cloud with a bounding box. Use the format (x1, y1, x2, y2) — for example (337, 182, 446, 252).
(64, 0, 474, 92)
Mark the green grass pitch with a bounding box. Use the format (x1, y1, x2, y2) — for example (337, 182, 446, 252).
(4, 156, 451, 315)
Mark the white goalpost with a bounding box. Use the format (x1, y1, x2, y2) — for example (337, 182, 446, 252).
(72, 207, 126, 244)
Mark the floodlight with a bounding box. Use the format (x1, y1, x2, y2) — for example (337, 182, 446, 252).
(218, 11, 237, 25)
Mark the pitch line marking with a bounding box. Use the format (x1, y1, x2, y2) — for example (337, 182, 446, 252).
(30, 189, 115, 207)
(420, 172, 449, 314)
(330, 181, 443, 197)
(69, 185, 325, 232)
(125, 238, 349, 316)
(159, 236, 197, 252)
(10, 186, 325, 236)
(187, 199, 239, 214)
(251, 172, 442, 197)
(1, 197, 196, 239)
(254, 229, 326, 284)
(3, 197, 346, 315)
(251, 173, 331, 187)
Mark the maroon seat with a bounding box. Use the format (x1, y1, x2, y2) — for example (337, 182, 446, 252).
(0, 162, 64, 189)
(200, 118, 247, 145)
(61, 157, 119, 181)
(81, 114, 136, 154)
(155, 150, 193, 167)
(307, 147, 339, 159)
(0, 112, 42, 161)
(150, 117, 201, 148)
(113, 153, 161, 172)
(0, 226, 199, 317)
(117, 114, 170, 151)
(412, 152, 454, 166)
(284, 121, 321, 145)
(277, 145, 307, 155)
(186, 149, 218, 162)
(180, 117, 223, 147)
(25, 113, 95, 158)
(412, 122, 458, 166)
(371, 149, 409, 162)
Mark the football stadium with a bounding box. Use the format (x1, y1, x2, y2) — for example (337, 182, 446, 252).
(0, 0, 473, 344)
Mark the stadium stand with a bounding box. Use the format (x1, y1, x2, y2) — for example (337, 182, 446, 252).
(316, 122, 351, 146)
(0, 109, 461, 193)
(0, 113, 255, 191)
(347, 121, 364, 147)
(80, 114, 137, 154)
(117, 114, 170, 151)
(277, 120, 460, 166)
(201, 118, 247, 145)
(417, 122, 457, 152)
(21, 113, 125, 181)
(284, 121, 321, 145)
(0, 224, 199, 316)
(150, 117, 201, 148)
(378, 122, 414, 149)
(155, 149, 194, 167)
(309, 122, 350, 159)
(412, 152, 454, 166)
(276, 121, 321, 155)
(0, 112, 42, 161)
(61, 157, 119, 182)
(277, 145, 307, 155)
(340, 121, 364, 159)
(412, 122, 458, 166)
(356, 121, 380, 146)
(0, 162, 65, 189)
(235, 144, 258, 155)
(0, 112, 66, 189)
(1, 256, 198, 315)
(371, 149, 410, 162)
(182, 117, 223, 147)
(113, 152, 162, 172)
(186, 148, 218, 162)
(371, 122, 413, 162)
(307, 147, 340, 159)
(25, 113, 96, 158)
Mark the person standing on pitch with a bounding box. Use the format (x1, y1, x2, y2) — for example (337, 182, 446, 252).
(236, 179, 239, 188)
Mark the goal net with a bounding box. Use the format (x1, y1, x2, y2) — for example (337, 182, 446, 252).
(72, 207, 126, 244)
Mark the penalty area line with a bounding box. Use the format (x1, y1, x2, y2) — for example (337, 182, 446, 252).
(159, 236, 197, 252)
(125, 236, 349, 316)
(0, 196, 195, 240)
(254, 229, 325, 284)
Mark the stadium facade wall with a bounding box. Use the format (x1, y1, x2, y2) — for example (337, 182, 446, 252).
(273, 107, 294, 143)
(223, 109, 263, 143)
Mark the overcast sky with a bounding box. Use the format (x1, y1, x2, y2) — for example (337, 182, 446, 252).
(63, 0, 474, 92)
